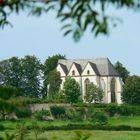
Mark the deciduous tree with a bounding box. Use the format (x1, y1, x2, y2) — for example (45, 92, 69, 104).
(63, 77, 81, 103)
(122, 75, 140, 105)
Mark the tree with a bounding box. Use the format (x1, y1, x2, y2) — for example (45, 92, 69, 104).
(122, 75, 140, 105)
(84, 82, 104, 103)
(0, 1, 139, 41)
(43, 54, 65, 96)
(114, 61, 130, 83)
(0, 57, 23, 95)
(21, 55, 42, 98)
(46, 70, 62, 99)
(63, 77, 81, 103)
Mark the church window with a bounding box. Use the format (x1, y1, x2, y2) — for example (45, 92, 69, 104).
(87, 70, 90, 75)
(85, 78, 90, 95)
(72, 70, 75, 76)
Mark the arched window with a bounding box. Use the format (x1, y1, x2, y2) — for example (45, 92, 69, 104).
(84, 78, 90, 95)
(87, 70, 90, 75)
(72, 70, 75, 76)
(110, 78, 116, 103)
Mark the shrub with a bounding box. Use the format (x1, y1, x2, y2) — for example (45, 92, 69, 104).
(16, 108, 32, 118)
(90, 111, 108, 125)
(105, 104, 119, 116)
(50, 105, 66, 119)
(75, 107, 87, 121)
(33, 110, 51, 121)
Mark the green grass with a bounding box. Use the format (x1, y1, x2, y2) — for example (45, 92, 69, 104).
(1, 116, 140, 139)
(109, 116, 140, 127)
(1, 130, 140, 140)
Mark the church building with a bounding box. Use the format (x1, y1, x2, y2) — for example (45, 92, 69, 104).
(57, 58, 123, 104)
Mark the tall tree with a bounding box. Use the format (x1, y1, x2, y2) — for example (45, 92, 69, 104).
(0, 57, 22, 92)
(114, 61, 130, 83)
(46, 70, 62, 99)
(0, 1, 139, 41)
(43, 54, 65, 96)
(63, 77, 81, 103)
(122, 75, 140, 105)
(21, 55, 42, 98)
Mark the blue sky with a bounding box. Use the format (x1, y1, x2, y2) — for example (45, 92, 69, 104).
(0, 7, 140, 75)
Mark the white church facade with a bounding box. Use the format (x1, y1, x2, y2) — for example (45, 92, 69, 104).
(57, 58, 123, 104)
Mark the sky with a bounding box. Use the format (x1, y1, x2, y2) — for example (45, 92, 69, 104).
(0, 6, 140, 75)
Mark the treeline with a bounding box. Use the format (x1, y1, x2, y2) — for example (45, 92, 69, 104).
(0, 54, 65, 98)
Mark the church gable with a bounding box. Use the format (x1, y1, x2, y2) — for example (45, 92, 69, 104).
(82, 62, 99, 76)
(68, 62, 81, 76)
(57, 63, 67, 76)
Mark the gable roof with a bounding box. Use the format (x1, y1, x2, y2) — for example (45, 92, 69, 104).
(88, 62, 100, 75)
(58, 63, 68, 75)
(68, 62, 82, 75)
(58, 58, 120, 76)
(73, 62, 82, 75)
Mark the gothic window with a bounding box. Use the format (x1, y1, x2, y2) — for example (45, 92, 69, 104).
(72, 70, 75, 76)
(84, 78, 90, 95)
(110, 78, 116, 103)
(87, 70, 90, 75)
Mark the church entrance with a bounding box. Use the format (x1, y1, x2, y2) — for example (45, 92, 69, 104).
(110, 78, 116, 103)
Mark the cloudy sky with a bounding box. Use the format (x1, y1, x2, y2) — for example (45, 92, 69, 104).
(0, 6, 140, 75)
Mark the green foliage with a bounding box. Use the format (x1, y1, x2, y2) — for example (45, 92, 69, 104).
(31, 122, 44, 140)
(85, 82, 104, 103)
(0, 86, 18, 100)
(16, 122, 28, 140)
(90, 110, 108, 125)
(21, 55, 42, 98)
(105, 104, 140, 116)
(0, 133, 15, 140)
(0, 124, 5, 131)
(0, 57, 22, 91)
(50, 105, 66, 119)
(114, 61, 130, 83)
(105, 104, 119, 117)
(33, 110, 51, 121)
(15, 108, 32, 118)
(0, 86, 18, 119)
(0, 99, 17, 119)
(43, 54, 65, 97)
(44, 54, 65, 76)
(0, 56, 43, 98)
(122, 75, 140, 105)
(63, 77, 81, 103)
(46, 70, 62, 99)
(73, 131, 91, 140)
(0, 1, 139, 41)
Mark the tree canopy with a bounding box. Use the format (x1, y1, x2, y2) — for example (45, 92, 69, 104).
(114, 61, 130, 83)
(122, 75, 140, 105)
(0, 0, 139, 41)
(63, 77, 81, 103)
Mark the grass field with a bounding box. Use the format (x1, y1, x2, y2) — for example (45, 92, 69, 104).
(109, 116, 140, 127)
(1, 116, 140, 139)
(1, 130, 140, 140)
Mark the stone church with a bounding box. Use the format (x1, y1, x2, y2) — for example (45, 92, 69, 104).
(57, 58, 123, 104)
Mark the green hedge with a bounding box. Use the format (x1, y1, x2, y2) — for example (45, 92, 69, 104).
(105, 104, 140, 116)
(27, 123, 140, 131)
